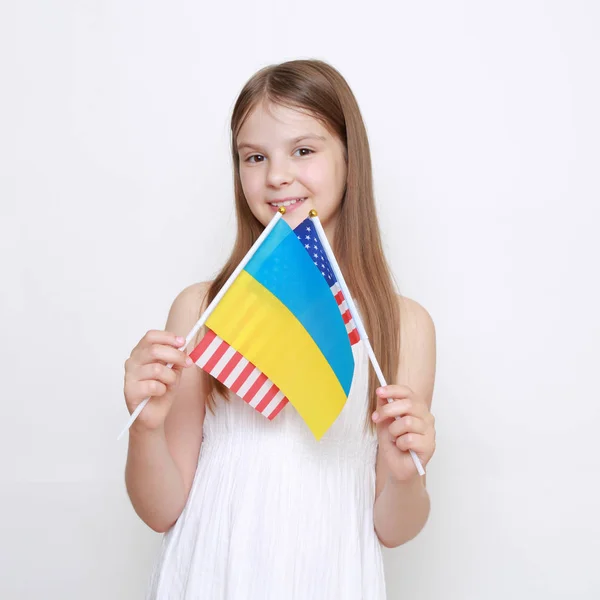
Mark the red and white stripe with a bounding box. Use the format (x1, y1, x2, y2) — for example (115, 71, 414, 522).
(331, 282, 360, 345)
(189, 329, 288, 419)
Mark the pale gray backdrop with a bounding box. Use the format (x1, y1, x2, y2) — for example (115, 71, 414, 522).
(2, 1, 599, 598)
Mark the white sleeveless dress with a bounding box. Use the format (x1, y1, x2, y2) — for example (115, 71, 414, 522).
(146, 339, 386, 599)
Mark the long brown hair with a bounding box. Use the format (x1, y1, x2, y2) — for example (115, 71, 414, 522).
(200, 59, 401, 430)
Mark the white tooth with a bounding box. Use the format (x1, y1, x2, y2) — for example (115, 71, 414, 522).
(270, 198, 305, 207)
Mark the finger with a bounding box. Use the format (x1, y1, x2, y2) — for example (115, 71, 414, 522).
(134, 363, 179, 387)
(134, 330, 186, 354)
(124, 379, 168, 403)
(138, 344, 192, 369)
(373, 397, 428, 422)
(376, 384, 413, 400)
(395, 432, 428, 453)
(388, 415, 428, 438)
(143, 379, 168, 399)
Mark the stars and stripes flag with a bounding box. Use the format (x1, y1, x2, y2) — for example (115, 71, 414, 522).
(293, 218, 360, 346)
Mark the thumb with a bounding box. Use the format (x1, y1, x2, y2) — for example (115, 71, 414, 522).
(171, 363, 185, 382)
(373, 393, 391, 436)
(375, 392, 391, 414)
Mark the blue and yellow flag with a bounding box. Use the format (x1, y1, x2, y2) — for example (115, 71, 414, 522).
(195, 218, 354, 439)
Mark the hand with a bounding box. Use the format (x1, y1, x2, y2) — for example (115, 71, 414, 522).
(372, 384, 436, 482)
(123, 330, 193, 432)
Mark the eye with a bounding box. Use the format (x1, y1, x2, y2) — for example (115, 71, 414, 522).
(246, 154, 265, 164)
(294, 147, 314, 157)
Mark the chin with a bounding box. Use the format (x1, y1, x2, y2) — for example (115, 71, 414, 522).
(283, 212, 310, 232)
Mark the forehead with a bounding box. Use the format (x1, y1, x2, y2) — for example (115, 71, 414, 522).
(237, 101, 329, 141)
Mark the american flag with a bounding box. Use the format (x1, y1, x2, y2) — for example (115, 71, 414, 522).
(293, 218, 360, 346)
(190, 328, 288, 419)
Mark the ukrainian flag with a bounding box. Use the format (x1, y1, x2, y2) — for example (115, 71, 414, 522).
(205, 218, 354, 439)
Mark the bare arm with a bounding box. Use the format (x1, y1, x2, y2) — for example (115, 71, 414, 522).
(124, 283, 209, 532)
(373, 296, 437, 547)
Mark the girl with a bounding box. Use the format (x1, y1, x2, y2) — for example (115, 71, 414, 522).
(124, 59, 437, 599)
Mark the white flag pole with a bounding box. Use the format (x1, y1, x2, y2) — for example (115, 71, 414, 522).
(308, 210, 425, 476)
(117, 208, 287, 441)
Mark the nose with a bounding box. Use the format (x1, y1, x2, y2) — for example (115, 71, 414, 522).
(266, 155, 294, 188)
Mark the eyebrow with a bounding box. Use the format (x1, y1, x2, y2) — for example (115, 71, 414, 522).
(237, 134, 327, 152)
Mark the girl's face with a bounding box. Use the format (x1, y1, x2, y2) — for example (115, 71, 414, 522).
(237, 101, 347, 239)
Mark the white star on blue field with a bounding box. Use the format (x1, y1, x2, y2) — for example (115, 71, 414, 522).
(293, 219, 336, 284)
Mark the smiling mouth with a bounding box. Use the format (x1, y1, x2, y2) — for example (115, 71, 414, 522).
(268, 197, 307, 208)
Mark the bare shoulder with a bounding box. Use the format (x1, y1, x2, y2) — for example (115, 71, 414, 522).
(397, 295, 436, 335)
(395, 295, 437, 408)
(166, 282, 212, 347)
(168, 281, 211, 322)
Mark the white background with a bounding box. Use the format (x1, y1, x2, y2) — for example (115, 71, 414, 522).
(2, 1, 599, 598)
